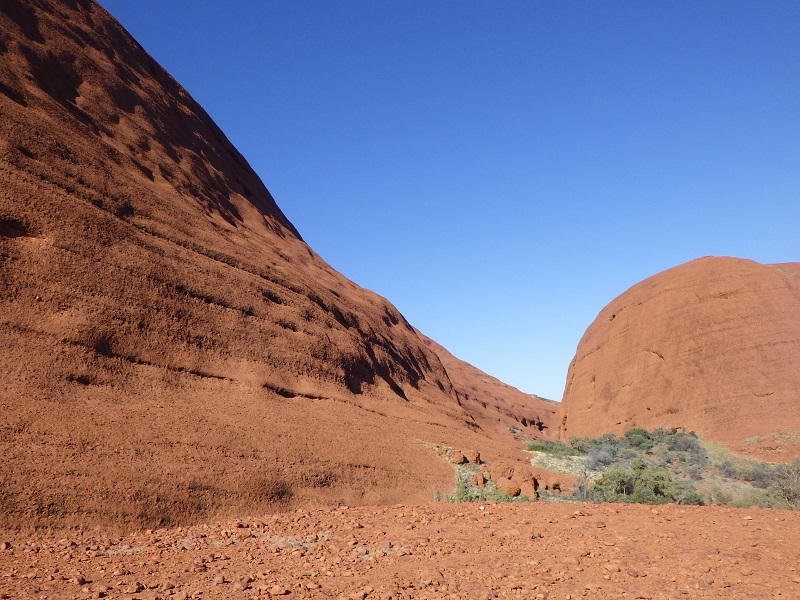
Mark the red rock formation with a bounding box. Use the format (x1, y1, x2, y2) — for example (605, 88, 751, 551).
(420, 335, 559, 441)
(560, 257, 800, 460)
(0, 0, 552, 528)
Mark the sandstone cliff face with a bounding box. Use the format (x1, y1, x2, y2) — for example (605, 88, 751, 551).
(0, 0, 553, 528)
(560, 257, 800, 460)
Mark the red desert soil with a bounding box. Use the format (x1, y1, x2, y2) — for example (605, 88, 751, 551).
(0, 0, 557, 529)
(2, 503, 800, 599)
(560, 257, 800, 461)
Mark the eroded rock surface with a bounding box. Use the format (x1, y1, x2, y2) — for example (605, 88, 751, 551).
(0, 0, 554, 528)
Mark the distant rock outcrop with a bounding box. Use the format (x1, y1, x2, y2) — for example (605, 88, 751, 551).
(420, 335, 558, 440)
(0, 0, 553, 528)
(560, 257, 800, 460)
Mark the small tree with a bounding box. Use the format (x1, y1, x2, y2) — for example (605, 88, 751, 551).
(632, 464, 677, 504)
(593, 459, 687, 505)
(593, 465, 636, 501)
(573, 468, 594, 502)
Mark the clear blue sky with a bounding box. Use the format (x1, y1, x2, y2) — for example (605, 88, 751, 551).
(98, 1, 799, 401)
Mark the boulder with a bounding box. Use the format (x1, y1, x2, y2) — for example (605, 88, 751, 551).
(470, 471, 486, 487)
(487, 461, 515, 482)
(495, 478, 521, 497)
(464, 449, 482, 464)
(449, 452, 468, 465)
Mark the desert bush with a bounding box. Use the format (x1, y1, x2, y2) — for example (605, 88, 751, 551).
(592, 460, 686, 505)
(594, 441, 621, 459)
(623, 428, 655, 450)
(673, 480, 704, 505)
(586, 448, 614, 470)
(630, 461, 677, 504)
(653, 456, 670, 469)
(567, 436, 593, 453)
(718, 460, 740, 479)
(527, 439, 577, 455)
(667, 434, 701, 452)
(593, 465, 636, 501)
(570, 433, 620, 454)
(711, 487, 734, 505)
(683, 446, 708, 466)
(686, 464, 704, 480)
(446, 475, 529, 503)
(648, 428, 671, 444)
(572, 469, 594, 502)
(743, 463, 778, 489)
(542, 427, 795, 510)
(446, 478, 474, 503)
(730, 489, 774, 509)
(593, 433, 620, 448)
(768, 460, 800, 509)
(713, 458, 781, 489)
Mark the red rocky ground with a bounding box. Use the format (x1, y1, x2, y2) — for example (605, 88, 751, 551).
(2, 502, 800, 599)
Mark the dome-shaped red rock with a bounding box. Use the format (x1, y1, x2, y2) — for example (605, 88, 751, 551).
(560, 257, 800, 460)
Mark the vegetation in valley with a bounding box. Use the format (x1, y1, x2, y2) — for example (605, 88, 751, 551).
(445, 472, 531, 504)
(429, 444, 533, 504)
(528, 427, 800, 509)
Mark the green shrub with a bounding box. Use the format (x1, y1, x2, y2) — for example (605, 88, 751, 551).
(570, 433, 620, 454)
(566, 436, 593, 453)
(595, 442, 620, 458)
(616, 448, 638, 460)
(718, 460, 739, 479)
(527, 439, 577, 455)
(593, 465, 636, 501)
(711, 487, 733, 505)
(445, 476, 530, 503)
(686, 464, 704, 481)
(624, 428, 655, 450)
(594, 433, 620, 447)
(592, 460, 688, 505)
(536, 427, 794, 510)
(624, 428, 652, 440)
(631, 461, 677, 504)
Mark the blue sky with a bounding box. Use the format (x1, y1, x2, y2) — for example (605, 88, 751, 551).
(98, 1, 800, 401)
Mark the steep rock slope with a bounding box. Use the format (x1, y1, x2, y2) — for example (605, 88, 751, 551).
(560, 257, 800, 460)
(420, 335, 558, 441)
(0, 0, 553, 528)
